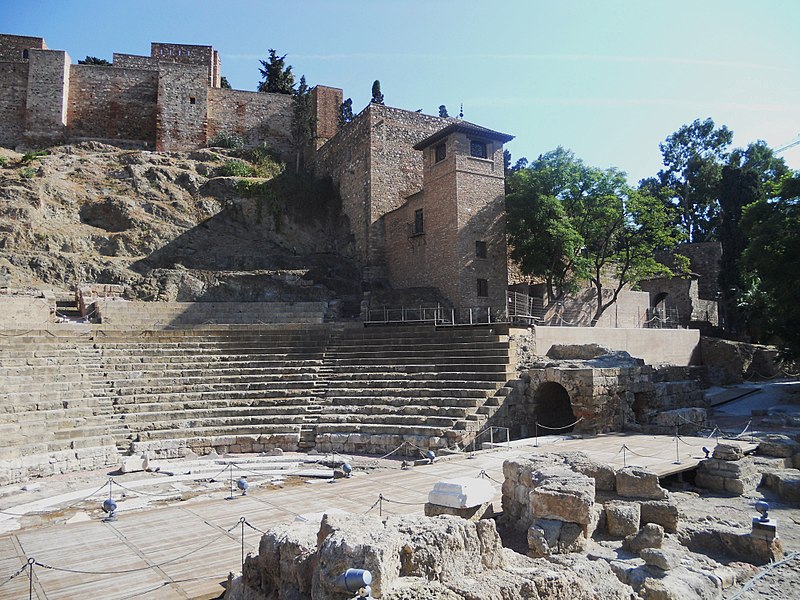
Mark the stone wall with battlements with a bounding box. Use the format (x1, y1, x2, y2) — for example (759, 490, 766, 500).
(156, 63, 209, 151)
(0, 34, 45, 61)
(67, 65, 158, 144)
(112, 53, 159, 70)
(151, 42, 220, 87)
(207, 88, 294, 157)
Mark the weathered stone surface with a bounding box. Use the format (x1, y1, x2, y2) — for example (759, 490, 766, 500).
(424, 501, 493, 522)
(559, 451, 617, 492)
(713, 443, 744, 461)
(530, 473, 595, 525)
(680, 523, 784, 566)
(605, 501, 641, 537)
(227, 513, 633, 600)
(616, 466, 668, 500)
(546, 344, 610, 360)
(527, 518, 587, 557)
(640, 500, 680, 533)
(758, 434, 800, 458)
(624, 523, 665, 553)
(695, 456, 760, 496)
(636, 566, 722, 600)
(639, 547, 679, 571)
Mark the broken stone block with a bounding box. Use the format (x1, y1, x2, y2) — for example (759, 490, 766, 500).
(640, 500, 679, 533)
(530, 474, 595, 525)
(527, 518, 587, 557)
(640, 547, 681, 571)
(623, 523, 665, 553)
(713, 443, 744, 461)
(616, 466, 668, 500)
(604, 500, 640, 537)
(559, 451, 617, 491)
(758, 434, 800, 458)
(119, 454, 146, 474)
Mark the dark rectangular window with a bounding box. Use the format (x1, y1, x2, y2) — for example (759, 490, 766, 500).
(413, 208, 424, 235)
(470, 140, 488, 159)
(475, 240, 487, 259)
(189, 96, 196, 104)
(22, 49, 29, 60)
(477, 278, 489, 298)
(435, 143, 446, 163)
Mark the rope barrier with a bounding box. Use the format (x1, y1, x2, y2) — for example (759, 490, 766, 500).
(536, 416, 584, 431)
(380, 496, 427, 506)
(111, 478, 180, 498)
(727, 551, 799, 600)
(477, 469, 503, 485)
(619, 444, 664, 460)
(0, 561, 27, 589)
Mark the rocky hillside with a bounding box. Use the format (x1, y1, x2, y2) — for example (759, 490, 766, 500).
(0, 143, 360, 303)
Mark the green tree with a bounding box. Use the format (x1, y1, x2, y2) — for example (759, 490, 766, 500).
(370, 80, 384, 105)
(740, 173, 800, 354)
(653, 118, 733, 242)
(220, 76, 232, 89)
(78, 56, 111, 66)
(438, 105, 449, 118)
(291, 75, 314, 171)
(258, 49, 295, 94)
(338, 98, 354, 127)
(507, 148, 686, 324)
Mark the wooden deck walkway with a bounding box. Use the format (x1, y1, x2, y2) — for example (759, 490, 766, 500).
(0, 433, 757, 599)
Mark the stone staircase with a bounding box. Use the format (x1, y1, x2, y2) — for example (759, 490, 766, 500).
(0, 322, 516, 483)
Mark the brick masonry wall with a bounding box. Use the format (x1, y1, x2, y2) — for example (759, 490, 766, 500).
(207, 88, 294, 156)
(310, 85, 343, 148)
(0, 34, 46, 61)
(0, 62, 28, 147)
(24, 49, 70, 144)
(156, 63, 208, 151)
(67, 65, 158, 144)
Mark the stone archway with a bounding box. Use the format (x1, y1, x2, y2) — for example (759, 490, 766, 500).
(533, 381, 577, 433)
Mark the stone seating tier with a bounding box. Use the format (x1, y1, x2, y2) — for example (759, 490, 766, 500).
(0, 323, 514, 482)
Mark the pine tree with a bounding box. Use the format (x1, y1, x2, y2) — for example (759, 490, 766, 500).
(258, 49, 295, 94)
(78, 56, 111, 66)
(370, 80, 384, 105)
(220, 76, 232, 89)
(291, 75, 314, 171)
(438, 105, 449, 118)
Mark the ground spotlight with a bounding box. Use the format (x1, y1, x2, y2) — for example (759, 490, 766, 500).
(342, 462, 353, 477)
(102, 497, 117, 522)
(425, 450, 436, 464)
(755, 500, 769, 522)
(236, 477, 249, 496)
(702, 446, 710, 459)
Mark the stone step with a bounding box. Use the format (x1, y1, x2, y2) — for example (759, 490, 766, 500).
(111, 389, 314, 405)
(315, 422, 450, 437)
(323, 386, 492, 398)
(107, 378, 319, 394)
(112, 397, 318, 414)
(135, 424, 302, 441)
(121, 414, 307, 432)
(323, 395, 484, 409)
(316, 414, 457, 428)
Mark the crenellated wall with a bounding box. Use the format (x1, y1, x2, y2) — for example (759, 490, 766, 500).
(0, 61, 28, 147)
(156, 63, 208, 151)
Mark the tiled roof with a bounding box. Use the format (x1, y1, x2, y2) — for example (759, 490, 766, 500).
(413, 121, 514, 150)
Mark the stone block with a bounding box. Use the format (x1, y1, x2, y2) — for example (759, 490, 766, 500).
(604, 500, 640, 537)
(623, 523, 664, 553)
(758, 434, 800, 458)
(527, 518, 587, 557)
(713, 443, 744, 461)
(640, 500, 679, 533)
(530, 474, 595, 525)
(616, 466, 668, 500)
(639, 548, 681, 571)
(424, 501, 493, 522)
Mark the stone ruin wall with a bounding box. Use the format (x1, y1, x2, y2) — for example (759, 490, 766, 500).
(67, 65, 158, 144)
(24, 48, 71, 144)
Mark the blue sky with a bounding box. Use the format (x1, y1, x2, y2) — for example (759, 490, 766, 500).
(4, 0, 799, 182)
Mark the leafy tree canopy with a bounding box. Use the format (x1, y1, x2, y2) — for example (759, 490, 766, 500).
(219, 76, 232, 89)
(290, 75, 314, 171)
(508, 148, 686, 324)
(652, 118, 733, 242)
(438, 105, 449, 118)
(78, 56, 111, 66)
(740, 173, 800, 355)
(258, 49, 295, 94)
(339, 98, 354, 127)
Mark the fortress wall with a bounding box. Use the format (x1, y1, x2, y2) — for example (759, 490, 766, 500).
(67, 65, 158, 143)
(315, 107, 374, 262)
(24, 49, 70, 144)
(113, 53, 158, 70)
(0, 34, 46, 61)
(156, 63, 208, 151)
(0, 62, 29, 147)
(151, 42, 218, 87)
(383, 193, 428, 290)
(207, 88, 294, 156)
(310, 85, 343, 148)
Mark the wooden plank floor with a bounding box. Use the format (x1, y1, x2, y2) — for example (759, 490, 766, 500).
(0, 433, 756, 599)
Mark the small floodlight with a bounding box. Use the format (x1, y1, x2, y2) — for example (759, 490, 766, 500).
(425, 450, 436, 464)
(236, 477, 249, 496)
(336, 568, 372, 594)
(342, 462, 353, 477)
(102, 497, 117, 522)
(755, 500, 770, 522)
(702, 446, 710, 459)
